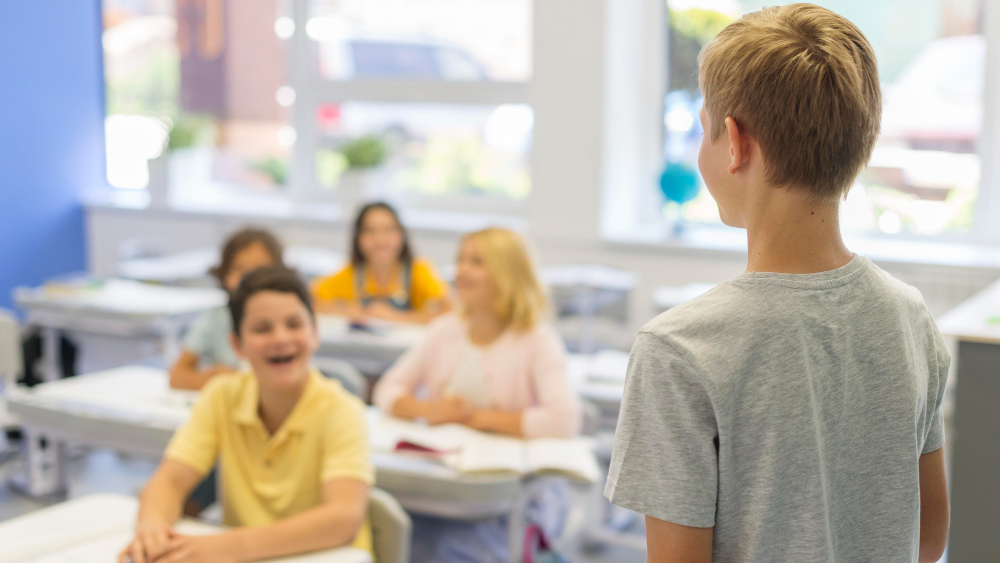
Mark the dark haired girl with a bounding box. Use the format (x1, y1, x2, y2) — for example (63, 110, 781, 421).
(312, 202, 450, 323)
(169, 227, 283, 391)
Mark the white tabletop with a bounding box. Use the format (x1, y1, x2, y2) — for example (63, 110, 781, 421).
(540, 264, 638, 292)
(0, 494, 371, 563)
(652, 282, 716, 311)
(936, 278, 1000, 344)
(14, 279, 227, 319)
(117, 246, 346, 283)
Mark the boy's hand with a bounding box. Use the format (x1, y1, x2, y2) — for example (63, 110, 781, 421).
(426, 396, 474, 425)
(152, 531, 241, 563)
(118, 518, 172, 563)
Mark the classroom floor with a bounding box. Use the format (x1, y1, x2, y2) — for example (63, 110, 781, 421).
(0, 442, 648, 563)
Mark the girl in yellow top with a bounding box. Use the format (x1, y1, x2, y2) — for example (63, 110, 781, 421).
(313, 201, 451, 323)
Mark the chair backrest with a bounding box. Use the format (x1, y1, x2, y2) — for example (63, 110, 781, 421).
(0, 309, 22, 386)
(313, 357, 367, 399)
(369, 487, 411, 563)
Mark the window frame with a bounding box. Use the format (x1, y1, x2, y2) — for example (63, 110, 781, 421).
(284, 0, 534, 214)
(606, 0, 1000, 245)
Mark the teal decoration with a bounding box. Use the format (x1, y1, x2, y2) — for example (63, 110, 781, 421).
(659, 162, 700, 205)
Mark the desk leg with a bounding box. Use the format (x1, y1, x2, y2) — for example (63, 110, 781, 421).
(507, 489, 528, 563)
(41, 327, 61, 382)
(9, 428, 67, 498)
(947, 340, 1000, 563)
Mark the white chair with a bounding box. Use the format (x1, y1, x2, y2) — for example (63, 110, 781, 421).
(313, 357, 367, 399)
(369, 487, 411, 563)
(0, 309, 23, 431)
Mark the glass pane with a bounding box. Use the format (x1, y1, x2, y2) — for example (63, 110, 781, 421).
(313, 102, 533, 200)
(307, 0, 532, 82)
(103, 0, 291, 192)
(665, 0, 986, 236)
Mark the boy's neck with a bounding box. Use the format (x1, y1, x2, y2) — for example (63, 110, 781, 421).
(743, 189, 854, 274)
(257, 373, 309, 435)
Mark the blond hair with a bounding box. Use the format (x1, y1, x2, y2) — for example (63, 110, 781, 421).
(461, 228, 549, 331)
(698, 3, 881, 201)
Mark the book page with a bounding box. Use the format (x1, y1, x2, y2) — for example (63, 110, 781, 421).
(455, 434, 527, 476)
(526, 438, 600, 483)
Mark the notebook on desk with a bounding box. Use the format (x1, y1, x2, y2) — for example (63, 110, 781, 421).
(372, 415, 600, 483)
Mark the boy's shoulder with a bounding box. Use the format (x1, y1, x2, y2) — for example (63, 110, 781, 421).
(638, 257, 931, 367)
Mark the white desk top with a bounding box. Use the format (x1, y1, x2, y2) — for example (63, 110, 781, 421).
(14, 279, 226, 319)
(936, 279, 1000, 344)
(540, 264, 638, 292)
(316, 315, 425, 350)
(566, 351, 628, 407)
(117, 246, 346, 283)
(652, 282, 716, 311)
(0, 494, 371, 563)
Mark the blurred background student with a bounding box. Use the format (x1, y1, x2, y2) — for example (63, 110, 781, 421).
(312, 202, 451, 324)
(374, 227, 580, 562)
(169, 227, 284, 391)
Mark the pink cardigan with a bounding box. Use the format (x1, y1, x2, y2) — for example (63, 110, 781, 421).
(373, 314, 581, 439)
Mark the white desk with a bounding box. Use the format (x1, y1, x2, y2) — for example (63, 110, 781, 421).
(13, 279, 227, 381)
(117, 246, 346, 285)
(316, 317, 424, 376)
(541, 265, 638, 354)
(0, 493, 371, 563)
(652, 282, 716, 313)
(6, 367, 537, 561)
(934, 279, 1000, 563)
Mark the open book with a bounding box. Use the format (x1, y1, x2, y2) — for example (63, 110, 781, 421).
(372, 415, 600, 483)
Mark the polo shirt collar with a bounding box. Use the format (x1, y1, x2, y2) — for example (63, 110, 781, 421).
(233, 368, 325, 433)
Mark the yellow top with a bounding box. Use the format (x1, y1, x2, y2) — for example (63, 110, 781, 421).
(165, 369, 374, 554)
(312, 258, 448, 310)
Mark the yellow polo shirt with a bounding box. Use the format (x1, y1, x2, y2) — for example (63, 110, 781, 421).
(312, 258, 447, 311)
(165, 369, 374, 554)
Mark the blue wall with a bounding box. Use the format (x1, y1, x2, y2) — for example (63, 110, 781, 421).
(0, 0, 105, 312)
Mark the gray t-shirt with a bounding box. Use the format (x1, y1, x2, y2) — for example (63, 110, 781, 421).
(182, 306, 239, 368)
(605, 256, 949, 562)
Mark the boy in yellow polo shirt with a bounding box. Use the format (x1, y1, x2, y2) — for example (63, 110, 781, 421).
(120, 266, 374, 563)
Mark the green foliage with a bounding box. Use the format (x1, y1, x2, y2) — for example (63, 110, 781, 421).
(341, 136, 387, 169)
(668, 8, 734, 93)
(395, 135, 531, 199)
(167, 114, 214, 151)
(315, 149, 350, 189)
(252, 156, 288, 186)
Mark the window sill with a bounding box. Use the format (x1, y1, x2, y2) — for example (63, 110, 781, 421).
(82, 188, 527, 237)
(603, 222, 1000, 274)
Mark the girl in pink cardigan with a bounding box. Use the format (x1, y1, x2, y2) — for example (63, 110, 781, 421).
(373, 228, 580, 562)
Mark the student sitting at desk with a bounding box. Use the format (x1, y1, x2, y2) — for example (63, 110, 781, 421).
(169, 228, 284, 391)
(312, 201, 451, 324)
(120, 267, 374, 563)
(374, 227, 579, 562)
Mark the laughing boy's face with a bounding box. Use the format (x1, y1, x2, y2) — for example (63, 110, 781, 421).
(232, 290, 318, 389)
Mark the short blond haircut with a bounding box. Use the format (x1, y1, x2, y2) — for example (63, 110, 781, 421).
(698, 3, 881, 201)
(461, 228, 549, 331)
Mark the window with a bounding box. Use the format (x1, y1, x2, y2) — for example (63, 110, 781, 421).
(103, 0, 291, 193)
(103, 0, 534, 209)
(290, 0, 534, 207)
(659, 0, 989, 237)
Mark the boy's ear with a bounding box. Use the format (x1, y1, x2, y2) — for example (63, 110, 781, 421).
(229, 331, 245, 359)
(724, 116, 751, 174)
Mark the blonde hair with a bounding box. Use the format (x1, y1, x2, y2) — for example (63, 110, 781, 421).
(461, 228, 549, 331)
(698, 3, 881, 201)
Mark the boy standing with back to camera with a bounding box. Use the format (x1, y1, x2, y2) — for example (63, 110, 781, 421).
(606, 4, 950, 562)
